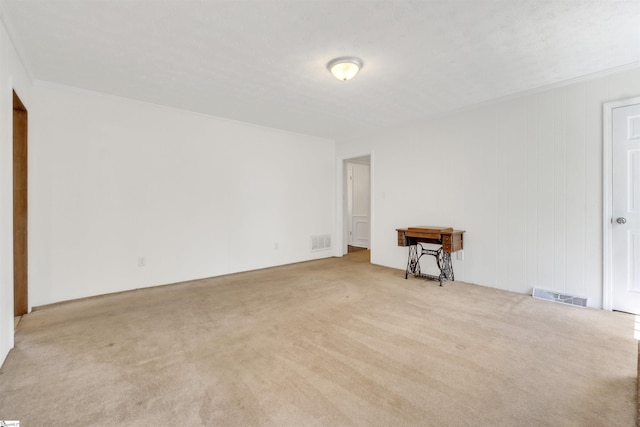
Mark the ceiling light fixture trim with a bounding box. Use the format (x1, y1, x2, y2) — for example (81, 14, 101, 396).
(327, 57, 363, 81)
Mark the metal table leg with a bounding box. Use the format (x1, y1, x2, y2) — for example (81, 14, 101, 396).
(406, 244, 455, 286)
(405, 244, 420, 279)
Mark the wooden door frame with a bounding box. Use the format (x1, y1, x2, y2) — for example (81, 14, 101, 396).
(13, 90, 28, 316)
(602, 96, 640, 311)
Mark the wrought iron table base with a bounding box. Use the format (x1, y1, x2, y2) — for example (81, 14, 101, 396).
(405, 243, 454, 285)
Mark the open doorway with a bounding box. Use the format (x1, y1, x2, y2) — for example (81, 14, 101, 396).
(13, 90, 28, 317)
(343, 155, 370, 254)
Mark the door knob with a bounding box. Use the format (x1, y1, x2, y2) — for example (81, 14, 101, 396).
(616, 217, 627, 224)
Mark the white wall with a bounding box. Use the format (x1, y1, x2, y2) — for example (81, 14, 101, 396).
(336, 67, 640, 308)
(30, 82, 335, 307)
(0, 16, 31, 364)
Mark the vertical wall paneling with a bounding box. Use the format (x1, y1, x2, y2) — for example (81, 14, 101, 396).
(496, 105, 509, 290)
(584, 78, 607, 308)
(525, 95, 539, 290)
(483, 111, 501, 288)
(336, 66, 640, 308)
(553, 88, 567, 292)
(504, 101, 528, 293)
(565, 84, 587, 297)
(536, 92, 556, 291)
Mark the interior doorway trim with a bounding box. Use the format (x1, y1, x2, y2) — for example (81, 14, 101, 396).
(602, 95, 640, 310)
(336, 151, 373, 257)
(13, 90, 28, 316)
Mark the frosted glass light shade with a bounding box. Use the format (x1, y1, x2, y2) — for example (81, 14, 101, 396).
(327, 57, 362, 81)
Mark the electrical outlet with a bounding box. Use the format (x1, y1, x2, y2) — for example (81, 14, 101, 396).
(138, 256, 146, 267)
(456, 250, 464, 261)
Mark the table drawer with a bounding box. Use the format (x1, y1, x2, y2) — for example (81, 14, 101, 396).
(443, 233, 463, 252)
(397, 230, 408, 246)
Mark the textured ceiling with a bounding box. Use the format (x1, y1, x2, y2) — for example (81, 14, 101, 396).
(1, 0, 639, 139)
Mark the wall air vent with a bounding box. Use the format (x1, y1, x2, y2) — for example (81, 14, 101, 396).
(311, 234, 331, 251)
(532, 287, 588, 308)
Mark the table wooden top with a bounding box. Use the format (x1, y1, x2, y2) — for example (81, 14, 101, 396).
(406, 226, 454, 233)
(396, 226, 465, 251)
(396, 227, 464, 236)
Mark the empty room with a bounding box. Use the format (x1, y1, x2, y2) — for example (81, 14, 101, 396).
(0, 1, 639, 425)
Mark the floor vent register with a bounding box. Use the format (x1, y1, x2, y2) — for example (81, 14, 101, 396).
(532, 287, 588, 308)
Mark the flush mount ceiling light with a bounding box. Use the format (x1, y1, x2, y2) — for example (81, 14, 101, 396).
(327, 57, 363, 81)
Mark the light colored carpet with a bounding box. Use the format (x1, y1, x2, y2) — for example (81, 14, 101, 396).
(0, 251, 637, 426)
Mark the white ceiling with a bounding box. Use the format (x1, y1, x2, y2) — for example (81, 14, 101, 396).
(1, 1, 639, 140)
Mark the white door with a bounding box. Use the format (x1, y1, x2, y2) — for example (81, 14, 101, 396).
(612, 103, 640, 315)
(347, 162, 370, 248)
